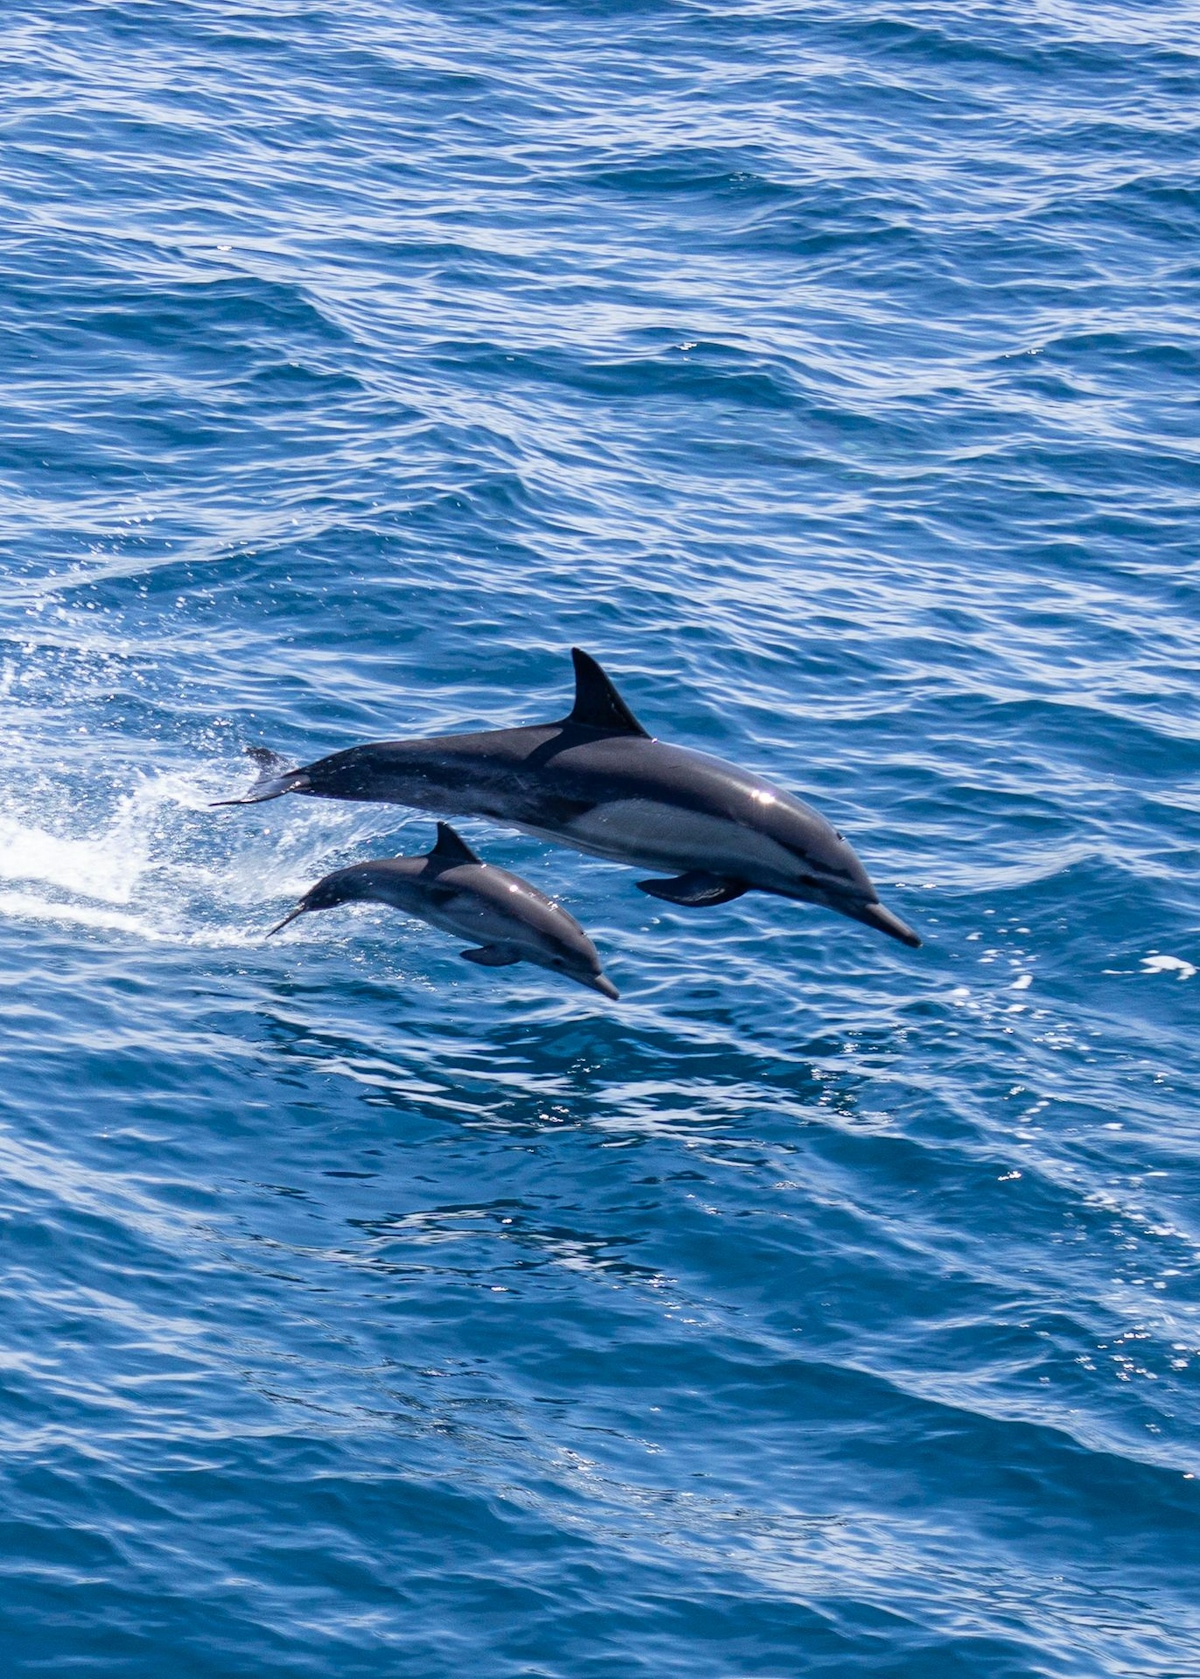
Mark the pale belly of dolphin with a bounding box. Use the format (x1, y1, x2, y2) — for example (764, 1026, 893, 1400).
(516, 799, 804, 888)
(421, 891, 531, 949)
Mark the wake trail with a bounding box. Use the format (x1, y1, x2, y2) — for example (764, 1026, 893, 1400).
(0, 762, 402, 948)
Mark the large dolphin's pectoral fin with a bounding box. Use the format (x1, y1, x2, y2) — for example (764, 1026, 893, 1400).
(460, 944, 522, 967)
(636, 871, 749, 907)
(212, 747, 312, 807)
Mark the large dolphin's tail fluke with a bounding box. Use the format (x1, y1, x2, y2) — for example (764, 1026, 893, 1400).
(211, 747, 312, 807)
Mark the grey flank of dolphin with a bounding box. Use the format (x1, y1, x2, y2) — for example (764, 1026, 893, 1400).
(221, 649, 920, 949)
(267, 823, 619, 999)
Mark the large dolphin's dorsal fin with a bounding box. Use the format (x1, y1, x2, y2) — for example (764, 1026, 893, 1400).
(429, 822, 482, 865)
(564, 649, 649, 737)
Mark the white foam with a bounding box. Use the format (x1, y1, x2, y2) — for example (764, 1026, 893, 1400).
(0, 811, 148, 904)
(0, 890, 150, 936)
(1141, 955, 1195, 981)
(0, 767, 209, 906)
(0, 890, 275, 948)
(0, 758, 402, 949)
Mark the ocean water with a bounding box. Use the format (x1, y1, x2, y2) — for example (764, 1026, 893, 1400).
(1, 1, 1198, 1673)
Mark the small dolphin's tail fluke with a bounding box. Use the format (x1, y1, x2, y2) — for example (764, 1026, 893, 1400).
(211, 747, 312, 807)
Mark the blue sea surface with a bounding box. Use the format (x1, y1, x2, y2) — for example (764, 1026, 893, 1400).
(1, 2, 1198, 1673)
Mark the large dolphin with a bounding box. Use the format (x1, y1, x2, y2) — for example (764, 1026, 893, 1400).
(268, 822, 619, 999)
(219, 649, 919, 948)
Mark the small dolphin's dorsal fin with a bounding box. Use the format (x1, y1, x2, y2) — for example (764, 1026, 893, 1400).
(429, 823, 482, 865)
(564, 649, 650, 737)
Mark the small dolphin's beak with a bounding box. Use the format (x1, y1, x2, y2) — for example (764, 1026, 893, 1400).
(266, 904, 308, 938)
(850, 899, 921, 949)
(584, 972, 620, 1001)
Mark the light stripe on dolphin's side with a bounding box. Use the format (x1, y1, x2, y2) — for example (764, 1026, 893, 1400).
(218, 649, 920, 948)
(267, 823, 618, 1000)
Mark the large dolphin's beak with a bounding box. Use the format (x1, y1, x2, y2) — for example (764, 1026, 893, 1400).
(583, 972, 620, 1001)
(843, 898, 921, 948)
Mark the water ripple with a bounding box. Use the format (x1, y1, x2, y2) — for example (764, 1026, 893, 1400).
(0, 1, 1198, 1674)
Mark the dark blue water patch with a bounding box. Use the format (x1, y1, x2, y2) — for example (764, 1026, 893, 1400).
(7, 275, 348, 368)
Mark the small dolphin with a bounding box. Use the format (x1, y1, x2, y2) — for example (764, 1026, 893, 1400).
(221, 649, 919, 948)
(267, 822, 619, 999)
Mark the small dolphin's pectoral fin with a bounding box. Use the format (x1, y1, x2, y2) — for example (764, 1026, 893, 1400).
(428, 823, 481, 866)
(636, 871, 749, 907)
(211, 747, 312, 807)
(460, 944, 522, 967)
(564, 649, 650, 737)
